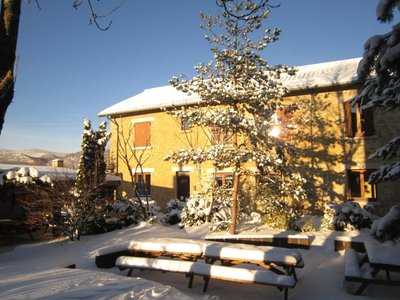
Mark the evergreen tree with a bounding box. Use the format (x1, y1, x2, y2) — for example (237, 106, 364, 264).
(166, 0, 306, 233)
(352, 0, 400, 183)
(73, 118, 110, 239)
(76, 119, 109, 194)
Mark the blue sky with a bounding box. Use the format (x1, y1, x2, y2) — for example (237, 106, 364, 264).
(0, 0, 394, 153)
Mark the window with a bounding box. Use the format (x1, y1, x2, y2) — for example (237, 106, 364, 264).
(216, 173, 233, 187)
(210, 126, 237, 145)
(181, 118, 191, 131)
(347, 169, 376, 202)
(134, 122, 151, 147)
(135, 173, 151, 197)
(344, 101, 374, 137)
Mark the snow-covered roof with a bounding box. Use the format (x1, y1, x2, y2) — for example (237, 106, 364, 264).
(98, 85, 202, 117)
(281, 57, 360, 91)
(98, 58, 361, 117)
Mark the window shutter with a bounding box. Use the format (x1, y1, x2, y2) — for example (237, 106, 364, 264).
(135, 122, 151, 147)
(343, 102, 353, 137)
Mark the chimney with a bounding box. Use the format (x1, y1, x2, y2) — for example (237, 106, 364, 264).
(52, 159, 64, 168)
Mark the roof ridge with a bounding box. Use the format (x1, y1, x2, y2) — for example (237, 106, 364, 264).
(98, 57, 361, 117)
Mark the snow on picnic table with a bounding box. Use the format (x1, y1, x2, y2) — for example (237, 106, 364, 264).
(0, 222, 399, 299)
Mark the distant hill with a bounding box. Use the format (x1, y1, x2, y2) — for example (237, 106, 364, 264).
(0, 149, 81, 169)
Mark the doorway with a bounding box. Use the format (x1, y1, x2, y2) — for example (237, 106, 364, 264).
(176, 172, 190, 200)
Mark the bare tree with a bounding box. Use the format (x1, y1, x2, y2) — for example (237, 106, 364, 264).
(111, 118, 152, 220)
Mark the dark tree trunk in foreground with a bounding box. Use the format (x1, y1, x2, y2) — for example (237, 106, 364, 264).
(0, 0, 21, 135)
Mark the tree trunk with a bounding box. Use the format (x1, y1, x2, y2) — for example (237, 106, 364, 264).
(0, 0, 21, 135)
(229, 173, 240, 234)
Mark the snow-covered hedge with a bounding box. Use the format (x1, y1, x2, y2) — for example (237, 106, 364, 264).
(322, 201, 377, 231)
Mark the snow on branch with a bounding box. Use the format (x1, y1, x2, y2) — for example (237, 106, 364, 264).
(369, 161, 400, 182)
(377, 0, 400, 22)
(368, 135, 400, 160)
(352, 0, 400, 183)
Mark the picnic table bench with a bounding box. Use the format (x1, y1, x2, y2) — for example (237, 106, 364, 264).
(127, 238, 203, 261)
(116, 256, 296, 300)
(203, 242, 304, 281)
(344, 241, 400, 295)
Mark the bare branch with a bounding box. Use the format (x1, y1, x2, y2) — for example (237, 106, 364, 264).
(72, 0, 124, 31)
(86, 0, 124, 31)
(24, 0, 41, 10)
(216, 0, 280, 20)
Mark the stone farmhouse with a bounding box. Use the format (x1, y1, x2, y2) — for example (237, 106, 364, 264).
(98, 58, 400, 214)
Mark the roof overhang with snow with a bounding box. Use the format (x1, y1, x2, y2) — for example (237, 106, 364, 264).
(98, 58, 361, 117)
(98, 86, 202, 117)
(281, 57, 361, 92)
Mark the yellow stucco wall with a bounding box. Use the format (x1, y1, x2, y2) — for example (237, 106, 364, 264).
(109, 109, 218, 209)
(107, 86, 400, 213)
(286, 87, 400, 213)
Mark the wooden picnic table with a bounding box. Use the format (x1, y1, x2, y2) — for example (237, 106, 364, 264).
(364, 238, 400, 278)
(203, 242, 304, 281)
(344, 239, 400, 295)
(128, 238, 204, 261)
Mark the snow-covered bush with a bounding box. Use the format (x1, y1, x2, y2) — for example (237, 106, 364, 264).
(84, 198, 140, 235)
(108, 198, 142, 226)
(263, 198, 302, 231)
(179, 191, 231, 232)
(322, 201, 377, 231)
(240, 211, 263, 225)
(209, 202, 231, 232)
(179, 196, 211, 227)
(294, 215, 319, 233)
(143, 199, 164, 224)
(164, 198, 186, 225)
(2, 167, 46, 186)
(254, 171, 307, 231)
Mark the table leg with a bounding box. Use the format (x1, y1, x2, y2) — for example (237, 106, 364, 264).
(355, 282, 369, 295)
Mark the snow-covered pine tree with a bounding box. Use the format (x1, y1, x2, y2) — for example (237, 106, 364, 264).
(165, 0, 306, 233)
(73, 118, 111, 239)
(352, 0, 400, 183)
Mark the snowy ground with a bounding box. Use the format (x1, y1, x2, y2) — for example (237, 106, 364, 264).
(0, 223, 399, 299)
